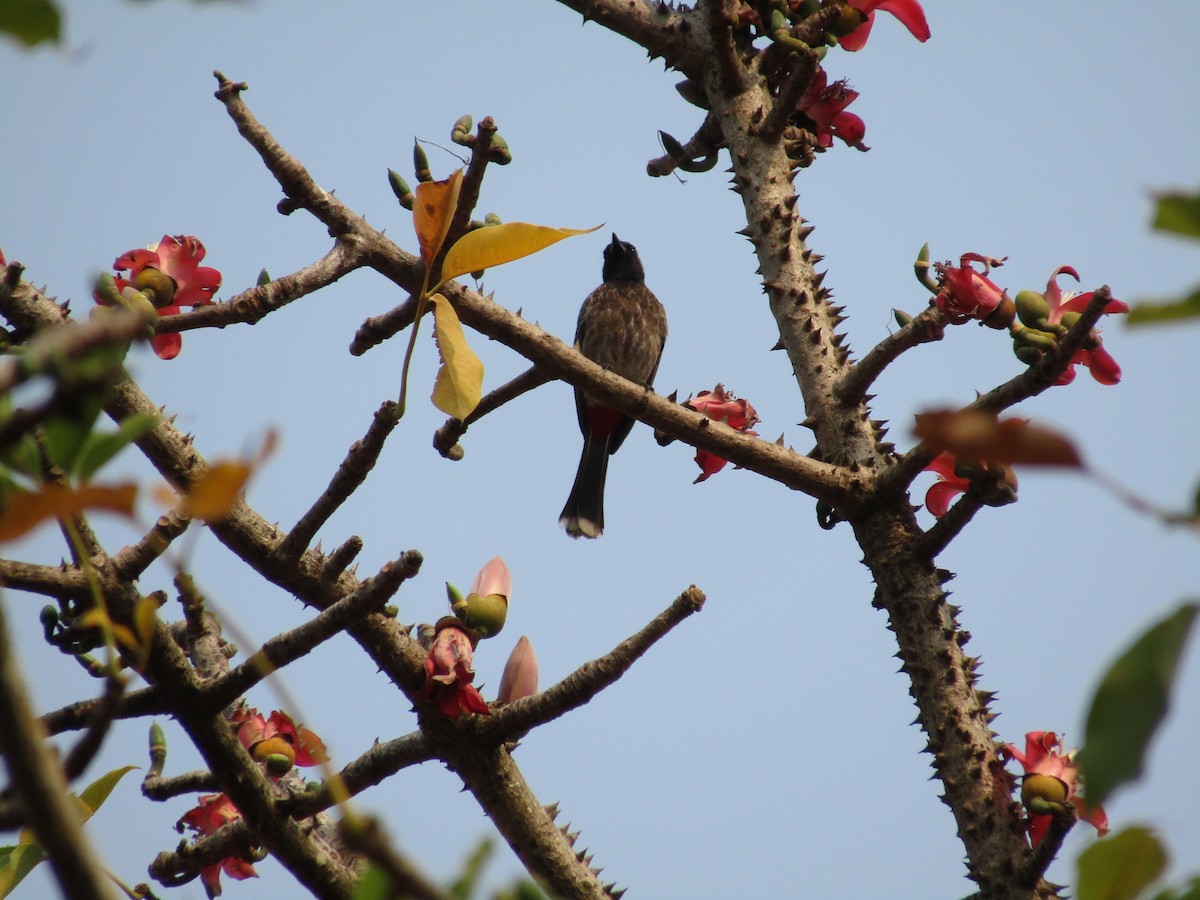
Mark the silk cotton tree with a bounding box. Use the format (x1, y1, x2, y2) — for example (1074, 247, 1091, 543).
(0, 3, 1196, 900)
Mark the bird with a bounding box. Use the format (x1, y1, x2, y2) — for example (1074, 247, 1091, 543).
(559, 234, 667, 539)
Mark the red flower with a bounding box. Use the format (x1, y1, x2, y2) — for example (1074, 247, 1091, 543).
(1004, 731, 1109, 846)
(1040, 266, 1128, 385)
(417, 622, 490, 718)
(840, 0, 930, 52)
(684, 384, 760, 483)
(923, 452, 1017, 518)
(798, 69, 868, 151)
(231, 706, 327, 771)
(934, 253, 1010, 325)
(100, 234, 221, 360)
(178, 793, 258, 897)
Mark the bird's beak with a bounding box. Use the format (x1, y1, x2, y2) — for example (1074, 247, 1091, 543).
(609, 233, 622, 249)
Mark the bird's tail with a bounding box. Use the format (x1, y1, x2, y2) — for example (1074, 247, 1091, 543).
(559, 432, 610, 539)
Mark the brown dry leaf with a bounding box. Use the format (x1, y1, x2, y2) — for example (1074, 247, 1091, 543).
(914, 409, 1083, 467)
(0, 483, 137, 542)
(413, 169, 464, 268)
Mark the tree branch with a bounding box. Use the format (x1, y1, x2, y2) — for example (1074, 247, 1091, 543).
(476, 585, 705, 741)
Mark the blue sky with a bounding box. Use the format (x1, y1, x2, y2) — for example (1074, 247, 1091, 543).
(2, 2, 1199, 897)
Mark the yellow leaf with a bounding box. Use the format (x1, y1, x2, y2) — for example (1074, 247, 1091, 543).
(441, 222, 601, 283)
(413, 169, 464, 268)
(0, 483, 137, 542)
(183, 460, 252, 522)
(179, 431, 276, 523)
(429, 293, 484, 420)
(133, 595, 159, 669)
(77, 608, 140, 654)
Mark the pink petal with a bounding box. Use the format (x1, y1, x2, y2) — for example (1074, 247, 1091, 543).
(497, 635, 539, 703)
(469, 556, 512, 599)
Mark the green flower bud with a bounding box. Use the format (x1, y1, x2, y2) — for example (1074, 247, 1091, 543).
(893, 308, 914, 328)
(451, 115, 474, 146)
(1015, 290, 1050, 329)
(914, 243, 937, 294)
(131, 266, 177, 308)
(659, 130, 687, 162)
(263, 752, 294, 777)
(413, 140, 432, 183)
(488, 133, 512, 165)
(388, 168, 415, 210)
(148, 721, 167, 778)
(826, 3, 868, 39)
(1014, 345, 1042, 366)
(115, 288, 159, 326)
(451, 591, 508, 638)
(1012, 323, 1060, 353)
(257, 268, 272, 286)
(1021, 772, 1069, 813)
(94, 271, 122, 305)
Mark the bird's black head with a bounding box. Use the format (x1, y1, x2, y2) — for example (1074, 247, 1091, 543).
(601, 233, 645, 283)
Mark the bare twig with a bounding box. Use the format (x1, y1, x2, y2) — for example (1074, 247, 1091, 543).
(274, 402, 401, 562)
(111, 511, 193, 582)
(433, 364, 551, 458)
(200, 552, 423, 710)
(142, 769, 219, 801)
(837, 306, 948, 404)
(41, 684, 168, 736)
(156, 241, 364, 334)
(475, 585, 706, 741)
(61, 676, 126, 782)
(914, 491, 985, 561)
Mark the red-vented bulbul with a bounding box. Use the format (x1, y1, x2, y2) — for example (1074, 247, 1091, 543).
(559, 234, 667, 539)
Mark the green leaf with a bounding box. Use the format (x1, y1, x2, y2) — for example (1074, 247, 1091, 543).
(74, 413, 160, 482)
(429, 293, 484, 420)
(0, 396, 42, 478)
(1152, 189, 1200, 239)
(77, 764, 138, 817)
(0, 0, 61, 48)
(349, 863, 392, 900)
(1149, 876, 1200, 900)
(1126, 287, 1200, 326)
(0, 841, 46, 899)
(41, 390, 106, 476)
(440, 222, 601, 284)
(1077, 827, 1168, 900)
(448, 836, 493, 900)
(1082, 603, 1198, 805)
